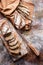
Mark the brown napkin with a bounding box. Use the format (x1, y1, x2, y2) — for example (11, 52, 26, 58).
(0, 0, 20, 15)
(0, 0, 34, 30)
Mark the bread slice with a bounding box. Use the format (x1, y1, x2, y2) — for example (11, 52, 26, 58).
(19, 0, 34, 19)
(0, 18, 28, 61)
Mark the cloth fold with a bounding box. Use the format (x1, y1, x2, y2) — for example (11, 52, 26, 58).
(0, 0, 34, 30)
(0, 0, 20, 15)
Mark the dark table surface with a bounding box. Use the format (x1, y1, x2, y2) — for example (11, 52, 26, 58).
(0, 0, 43, 65)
